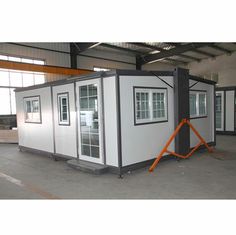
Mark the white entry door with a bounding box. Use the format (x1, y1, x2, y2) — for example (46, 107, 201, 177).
(216, 91, 224, 131)
(77, 79, 103, 164)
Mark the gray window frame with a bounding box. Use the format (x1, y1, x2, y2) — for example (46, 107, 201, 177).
(133, 86, 168, 125)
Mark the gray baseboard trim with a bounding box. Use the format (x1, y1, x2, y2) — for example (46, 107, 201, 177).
(0, 142, 18, 144)
(216, 131, 236, 135)
(120, 157, 165, 174)
(116, 154, 176, 175)
(19, 145, 76, 161)
(52, 153, 74, 161)
(190, 141, 216, 153)
(19, 141, 216, 175)
(115, 141, 216, 175)
(19, 145, 53, 158)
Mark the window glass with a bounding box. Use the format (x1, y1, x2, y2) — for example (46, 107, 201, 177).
(189, 91, 207, 118)
(9, 72, 22, 87)
(0, 55, 8, 60)
(32, 100, 39, 112)
(58, 93, 69, 125)
(216, 94, 222, 129)
(26, 100, 31, 112)
(0, 54, 45, 115)
(0, 88, 11, 115)
(23, 73, 34, 87)
(190, 94, 197, 116)
(136, 92, 150, 120)
(199, 93, 206, 115)
(22, 58, 33, 64)
(0, 70, 10, 86)
(80, 86, 88, 97)
(153, 92, 165, 118)
(8, 56, 21, 62)
(33, 60, 45, 65)
(93, 67, 110, 71)
(79, 84, 100, 158)
(34, 74, 45, 85)
(89, 84, 97, 96)
(10, 89, 16, 114)
(24, 96, 41, 123)
(134, 88, 167, 124)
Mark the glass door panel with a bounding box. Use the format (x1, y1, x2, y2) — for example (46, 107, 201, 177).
(79, 83, 100, 161)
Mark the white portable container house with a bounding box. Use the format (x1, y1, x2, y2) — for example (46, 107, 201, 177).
(216, 86, 236, 135)
(15, 68, 216, 175)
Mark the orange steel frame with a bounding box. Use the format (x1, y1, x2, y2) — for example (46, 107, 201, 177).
(149, 118, 213, 172)
(0, 60, 92, 75)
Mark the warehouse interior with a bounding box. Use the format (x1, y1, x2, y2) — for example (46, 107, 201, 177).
(0, 42, 235, 199)
(2, 0, 236, 233)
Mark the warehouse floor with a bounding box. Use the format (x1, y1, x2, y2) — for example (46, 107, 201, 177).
(0, 135, 235, 199)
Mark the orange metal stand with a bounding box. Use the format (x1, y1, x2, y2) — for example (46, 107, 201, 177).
(149, 118, 213, 172)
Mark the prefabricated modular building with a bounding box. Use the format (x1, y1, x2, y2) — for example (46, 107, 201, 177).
(216, 86, 236, 135)
(15, 68, 216, 174)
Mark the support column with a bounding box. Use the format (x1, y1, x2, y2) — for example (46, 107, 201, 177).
(70, 43, 77, 69)
(136, 56, 142, 70)
(173, 67, 190, 155)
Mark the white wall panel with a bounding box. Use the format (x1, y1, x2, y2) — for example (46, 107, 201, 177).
(16, 87, 54, 152)
(103, 76, 119, 167)
(189, 80, 215, 147)
(119, 75, 175, 166)
(52, 83, 77, 157)
(225, 90, 235, 131)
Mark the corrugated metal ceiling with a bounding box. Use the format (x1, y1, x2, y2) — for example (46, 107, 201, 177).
(93, 42, 236, 65)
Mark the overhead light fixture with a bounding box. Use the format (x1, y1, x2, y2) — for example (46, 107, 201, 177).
(149, 50, 160, 54)
(146, 58, 164, 64)
(89, 43, 102, 49)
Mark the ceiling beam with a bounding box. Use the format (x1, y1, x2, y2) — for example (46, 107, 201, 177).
(164, 58, 187, 65)
(166, 42, 216, 58)
(100, 43, 144, 55)
(174, 53, 201, 62)
(166, 42, 181, 46)
(129, 43, 201, 62)
(70, 43, 77, 69)
(208, 44, 232, 54)
(141, 43, 213, 65)
(0, 60, 92, 75)
(129, 42, 163, 52)
(190, 48, 216, 58)
(74, 43, 101, 53)
(167, 42, 234, 59)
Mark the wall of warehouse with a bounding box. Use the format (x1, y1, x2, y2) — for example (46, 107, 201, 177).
(77, 49, 136, 70)
(0, 43, 71, 82)
(187, 51, 236, 87)
(143, 61, 176, 71)
(4, 43, 236, 87)
(0, 43, 139, 81)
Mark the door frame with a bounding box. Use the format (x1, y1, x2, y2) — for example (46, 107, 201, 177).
(76, 78, 104, 164)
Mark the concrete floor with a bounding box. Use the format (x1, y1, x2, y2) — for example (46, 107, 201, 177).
(0, 135, 235, 199)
